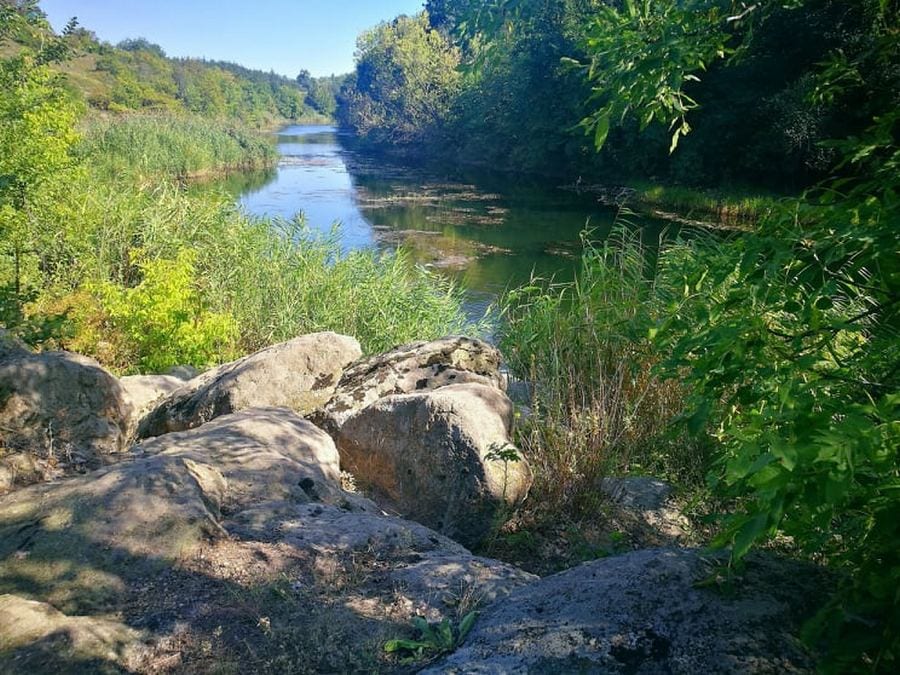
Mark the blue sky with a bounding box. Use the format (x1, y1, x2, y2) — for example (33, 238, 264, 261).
(41, 0, 425, 77)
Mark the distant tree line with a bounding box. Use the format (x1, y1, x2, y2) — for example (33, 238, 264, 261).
(1, 1, 339, 127)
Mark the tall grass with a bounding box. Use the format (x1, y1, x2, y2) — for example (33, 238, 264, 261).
(198, 215, 475, 356)
(628, 181, 776, 227)
(30, 176, 473, 372)
(497, 231, 706, 518)
(78, 112, 277, 182)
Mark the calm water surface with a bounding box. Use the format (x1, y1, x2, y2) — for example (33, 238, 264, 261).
(229, 125, 672, 318)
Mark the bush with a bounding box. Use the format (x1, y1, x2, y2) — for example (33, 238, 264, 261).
(655, 113, 900, 670)
(61, 249, 239, 374)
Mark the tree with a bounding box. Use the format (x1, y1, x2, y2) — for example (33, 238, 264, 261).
(0, 8, 81, 309)
(337, 12, 461, 144)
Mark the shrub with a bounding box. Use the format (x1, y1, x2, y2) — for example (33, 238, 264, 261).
(62, 248, 239, 373)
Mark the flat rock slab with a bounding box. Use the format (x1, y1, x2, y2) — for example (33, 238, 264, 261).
(138, 332, 361, 438)
(314, 335, 504, 434)
(0, 407, 346, 613)
(0, 405, 538, 673)
(426, 547, 823, 674)
(0, 594, 147, 673)
(231, 501, 536, 618)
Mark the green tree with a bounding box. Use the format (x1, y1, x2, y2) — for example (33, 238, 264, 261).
(338, 12, 461, 144)
(0, 7, 81, 312)
(568, 0, 900, 668)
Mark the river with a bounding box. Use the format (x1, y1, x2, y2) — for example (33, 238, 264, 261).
(221, 124, 673, 319)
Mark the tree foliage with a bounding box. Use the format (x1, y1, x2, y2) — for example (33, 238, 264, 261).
(337, 12, 461, 144)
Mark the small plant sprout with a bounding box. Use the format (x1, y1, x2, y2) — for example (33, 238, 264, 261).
(383, 611, 478, 661)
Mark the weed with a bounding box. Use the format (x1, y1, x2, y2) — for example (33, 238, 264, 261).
(384, 612, 478, 662)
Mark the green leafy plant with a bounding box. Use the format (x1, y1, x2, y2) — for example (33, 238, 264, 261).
(655, 109, 899, 670)
(574, 0, 733, 153)
(383, 612, 478, 661)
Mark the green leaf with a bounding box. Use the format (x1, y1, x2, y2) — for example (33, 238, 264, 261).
(458, 611, 478, 642)
(384, 638, 429, 653)
(593, 110, 611, 149)
(732, 512, 769, 560)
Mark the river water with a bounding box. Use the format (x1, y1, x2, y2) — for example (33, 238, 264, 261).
(224, 124, 672, 318)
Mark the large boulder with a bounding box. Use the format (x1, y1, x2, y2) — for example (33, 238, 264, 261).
(0, 348, 130, 492)
(314, 336, 503, 434)
(0, 407, 350, 613)
(119, 374, 185, 428)
(426, 548, 825, 674)
(337, 382, 532, 546)
(138, 332, 361, 438)
(0, 594, 146, 673)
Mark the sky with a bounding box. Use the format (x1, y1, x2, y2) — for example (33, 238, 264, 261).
(40, 0, 426, 77)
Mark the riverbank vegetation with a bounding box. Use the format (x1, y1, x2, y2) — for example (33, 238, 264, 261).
(80, 113, 278, 181)
(338, 0, 893, 214)
(0, 5, 470, 373)
(338, 1, 899, 669)
(2, 0, 898, 671)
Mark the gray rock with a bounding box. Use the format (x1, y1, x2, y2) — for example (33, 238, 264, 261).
(0, 407, 347, 611)
(389, 554, 536, 615)
(232, 500, 463, 553)
(0, 349, 130, 490)
(0, 328, 29, 361)
(165, 364, 199, 380)
(337, 382, 532, 546)
(314, 335, 503, 434)
(119, 374, 185, 427)
(231, 500, 536, 618)
(0, 594, 147, 671)
(426, 548, 823, 674)
(138, 332, 361, 438)
(0, 405, 537, 671)
(601, 476, 692, 544)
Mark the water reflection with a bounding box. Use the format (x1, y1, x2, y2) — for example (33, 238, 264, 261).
(233, 125, 673, 317)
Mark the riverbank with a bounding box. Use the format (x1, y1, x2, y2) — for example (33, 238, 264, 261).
(560, 180, 778, 230)
(340, 134, 776, 230)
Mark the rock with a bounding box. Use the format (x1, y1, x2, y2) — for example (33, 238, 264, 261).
(0, 406, 536, 673)
(138, 332, 361, 438)
(0, 594, 146, 672)
(389, 554, 536, 615)
(337, 383, 532, 546)
(165, 364, 199, 380)
(426, 548, 824, 674)
(231, 500, 536, 618)
(0, 349, 130, 491)
(0, 328, 29, 361)
(119, 374, 185, 426)
(600, 476, 693, 545)
(0, 407, 347, 612)
(314, 336, 503, 434)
